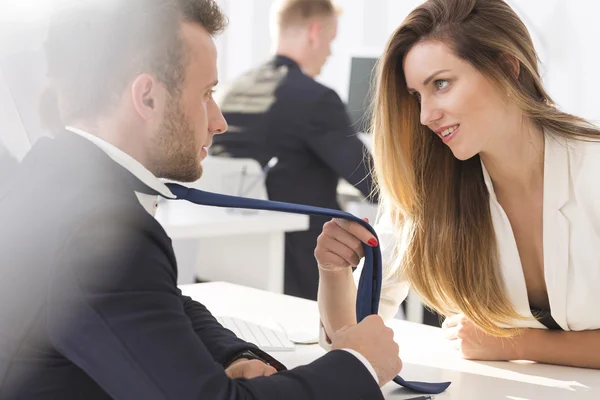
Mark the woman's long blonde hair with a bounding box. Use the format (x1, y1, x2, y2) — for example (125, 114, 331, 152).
(372, 0, 600, 336)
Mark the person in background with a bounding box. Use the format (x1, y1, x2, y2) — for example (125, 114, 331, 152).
(210, 0, 376, 301)
(316, 0, 600, 369)
(0, 0, 401, 398)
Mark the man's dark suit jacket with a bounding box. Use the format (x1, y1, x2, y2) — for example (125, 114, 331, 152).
(0, 132, 382, 399)
(211, 55, 376, 300)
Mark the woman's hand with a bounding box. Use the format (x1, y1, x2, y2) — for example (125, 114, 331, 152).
(314, 218, 379, 272)
(442, 314, 522, 361)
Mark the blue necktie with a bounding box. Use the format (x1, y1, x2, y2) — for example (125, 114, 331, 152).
(165, 183, 451, 394)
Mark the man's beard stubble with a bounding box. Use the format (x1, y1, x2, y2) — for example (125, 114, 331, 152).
(150, 95, 203, 183)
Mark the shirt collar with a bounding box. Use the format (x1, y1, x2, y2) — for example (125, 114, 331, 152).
(65, 126, 176, 199)
(274, 54, 300, 68)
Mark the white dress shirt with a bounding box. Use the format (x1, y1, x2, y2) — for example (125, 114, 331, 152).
(65, 126, 379, 382)
(373, 133, 600, 331)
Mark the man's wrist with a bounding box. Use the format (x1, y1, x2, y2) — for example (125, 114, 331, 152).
(228, 357, 249, 367)
(226, 350, 265, 368)
(226, 349, 287, 372)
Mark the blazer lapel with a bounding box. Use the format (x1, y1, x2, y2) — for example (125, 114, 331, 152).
(543, 135, 571, 330)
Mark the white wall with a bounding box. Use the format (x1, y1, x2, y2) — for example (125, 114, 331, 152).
(215, 0, 600, 123)
(1, 0, 599, 123)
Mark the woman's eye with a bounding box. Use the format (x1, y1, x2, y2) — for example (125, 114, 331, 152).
(435, 79, 449, 90)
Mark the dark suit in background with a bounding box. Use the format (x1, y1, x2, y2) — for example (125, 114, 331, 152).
(211, 55, 376, 300)
(0, 132, 382, 399)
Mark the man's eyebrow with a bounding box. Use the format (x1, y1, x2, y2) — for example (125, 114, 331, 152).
(203, 80, 219, 90)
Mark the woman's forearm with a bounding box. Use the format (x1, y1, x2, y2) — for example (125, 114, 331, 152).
(518, 329, 600, 369)
(317, 268, 357, 338)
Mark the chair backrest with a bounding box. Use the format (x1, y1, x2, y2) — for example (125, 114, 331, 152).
(187, 155, 268, 200)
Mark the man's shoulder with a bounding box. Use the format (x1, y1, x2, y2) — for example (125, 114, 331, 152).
(279, 70, 335, 101)
(1, 135, 161, 242)
(224, 61, 336, 103)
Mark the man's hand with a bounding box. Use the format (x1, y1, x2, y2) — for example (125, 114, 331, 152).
(225, 358, 277, 379)
(442, 314, 522, 361)
(331, 315, 402, 387)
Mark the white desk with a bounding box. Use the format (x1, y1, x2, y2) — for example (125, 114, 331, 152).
(157, 201, 309, 291)
(182, 282, 600, 400)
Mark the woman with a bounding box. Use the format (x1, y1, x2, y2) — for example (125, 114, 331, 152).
(316, 0, 600, 368)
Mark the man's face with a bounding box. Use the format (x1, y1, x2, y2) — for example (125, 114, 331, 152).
(153, 22, 227, 182)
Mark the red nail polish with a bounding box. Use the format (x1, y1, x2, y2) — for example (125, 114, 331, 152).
(368, 238, 378, 247)
(363, 217, 369, 223)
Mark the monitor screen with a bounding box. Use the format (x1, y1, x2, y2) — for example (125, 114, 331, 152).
(346, 56, 378, 133)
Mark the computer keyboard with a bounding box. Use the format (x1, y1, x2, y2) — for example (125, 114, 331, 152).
(216, 316, 296, 352)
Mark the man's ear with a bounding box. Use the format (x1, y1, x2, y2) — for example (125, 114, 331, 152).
(131, 73, 160, 120)
(307, 20, 322, 46)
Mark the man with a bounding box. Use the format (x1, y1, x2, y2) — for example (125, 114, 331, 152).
(0, 1, 401, 399)
(210, 0, 376, 301)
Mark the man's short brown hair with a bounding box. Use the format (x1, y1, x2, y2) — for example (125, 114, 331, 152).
(44, 0, 227, 124)
(273, 0, 341, 29)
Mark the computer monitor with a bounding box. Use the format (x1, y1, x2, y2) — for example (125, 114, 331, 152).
(346, 56, 378, 133)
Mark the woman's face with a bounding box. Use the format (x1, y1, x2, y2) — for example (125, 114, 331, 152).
(403, 40, 515, 160)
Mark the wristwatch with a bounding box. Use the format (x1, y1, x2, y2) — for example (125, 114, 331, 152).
(228, 350, 263, 364)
